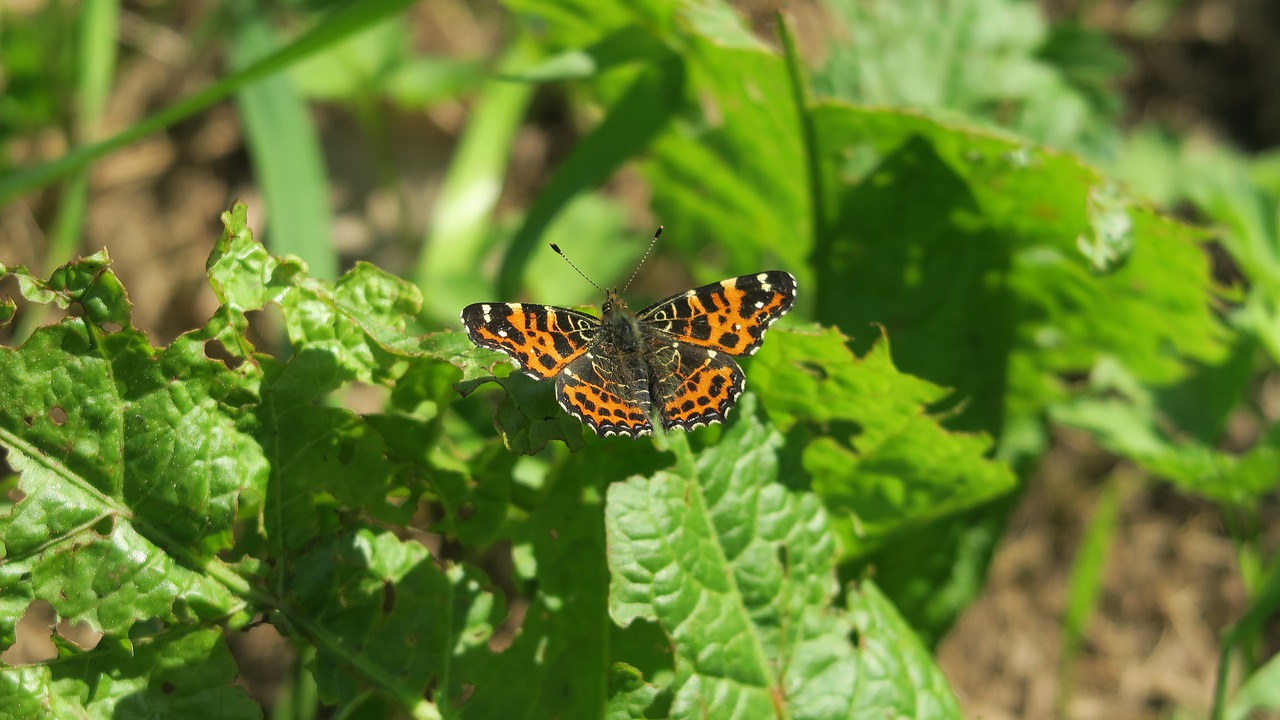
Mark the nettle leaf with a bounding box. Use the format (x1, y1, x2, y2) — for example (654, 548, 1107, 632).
(1051, 359, 1280, 504)
(208, 202, 451, 384)
(641, 9, 810, 280)
(455, 361, 586, 455)
(810, 105, 1225, 438)
(750, 325, 1016, 557)
(287, 527, 500, 714)
(605, 396, 962, 718)
(451, 453, 611, 718)
(0, 271, 262, 645)
(2, 630, 261, 720)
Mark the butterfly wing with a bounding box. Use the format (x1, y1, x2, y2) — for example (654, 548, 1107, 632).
(638, 271, 796, 356)
(557, 351, 654, 437)
(644, 339, 745, 431)
(460, 302, 598, 379)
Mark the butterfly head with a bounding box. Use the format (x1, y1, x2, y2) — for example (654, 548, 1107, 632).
(602, 288, 629, 317)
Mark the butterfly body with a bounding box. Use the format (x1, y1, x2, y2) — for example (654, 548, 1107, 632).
(462, 271, 797, 438)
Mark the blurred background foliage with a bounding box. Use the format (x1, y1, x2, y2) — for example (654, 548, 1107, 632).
(2, 0, 1279, 718)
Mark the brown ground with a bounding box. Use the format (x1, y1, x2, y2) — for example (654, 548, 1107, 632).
(3, 1, 1279, 718)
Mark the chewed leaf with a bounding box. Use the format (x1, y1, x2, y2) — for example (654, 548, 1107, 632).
(0, 262, 261, 643)
(751, 325, 1016, 557)
(0, 630, 259, 720)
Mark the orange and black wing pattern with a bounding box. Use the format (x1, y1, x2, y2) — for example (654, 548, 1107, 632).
(638, 271, 796, 356)
(556, 350, 654, 438)
(646, 341, 745, 431)
(459, 303, 598, 379)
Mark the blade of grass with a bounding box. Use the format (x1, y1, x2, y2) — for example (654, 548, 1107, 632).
(1056, 475, 1125, 717)
(0, 0, 419, 205)
(494, 52, 683, 299)
(776, 11, 822, 314)
(414, 39, 537, 324)
(230, 9, 336, 280)
(15, 0, 119, 341)
(1212, 549, 1280, 720)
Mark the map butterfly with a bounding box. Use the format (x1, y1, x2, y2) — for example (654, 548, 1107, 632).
(460, 236, 796, 437)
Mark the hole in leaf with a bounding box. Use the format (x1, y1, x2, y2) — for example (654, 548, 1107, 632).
(456, 502, 476, 521)
(22, 415, 34, 427)
(49, 406, 67, 425)
(2, 601, 57, 664)
(57, 618, 102, 651)
(100, 321, 123, 334)
(489, 596, 529, 653)
(382, 580, 395, 614)
(92, 514, 116, 536)
(547, 528, 559, 541)
(226, 622, 296, 710)
(162, 682, 176, 695)
(202, 337, 243, 370)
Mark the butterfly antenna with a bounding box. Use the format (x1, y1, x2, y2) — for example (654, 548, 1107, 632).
(621, 226, 663, 293)
(549, 242, 605, 294)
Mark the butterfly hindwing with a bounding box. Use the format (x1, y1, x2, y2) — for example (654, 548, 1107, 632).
(460, 303, 598, 379)
(645, 340, 745, 431)
(638, 271, 797, 356)
(557, 351, 654, 437)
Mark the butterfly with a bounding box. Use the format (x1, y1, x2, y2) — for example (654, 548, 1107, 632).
(461, 239, 796, 438)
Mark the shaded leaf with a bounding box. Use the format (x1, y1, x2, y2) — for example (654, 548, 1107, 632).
(0, 630, 260, 720)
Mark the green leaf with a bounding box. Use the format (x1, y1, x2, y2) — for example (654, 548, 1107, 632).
(605, 662, 661, 719)
(0, 630, 260, 720)
(287, 528, 500, 716)
(641, 16, 810, 281)
(1051, 359, 1280, 504)
(749, 325, 1016, 557)
(0, 258, 262, 644)
(455, 369, 587, 455)
(451, 453, 611, 718)
(415, 41, 536, 324)
(810, 104, 1225, 438)
(496, 49, 684, 298)
(207, 203, 429, 383)
(230, 9, 337, 281)
(1217, 555, 1280, 720)
(1227, 652, 1280, 720)
(504, 24, 671, 82)
(605, 395, 962, 717)
(812, 0, 1124, 152)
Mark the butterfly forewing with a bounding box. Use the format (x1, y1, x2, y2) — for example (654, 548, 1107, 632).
(638, 271, 797, 356)
(460, 302, 598, 379)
